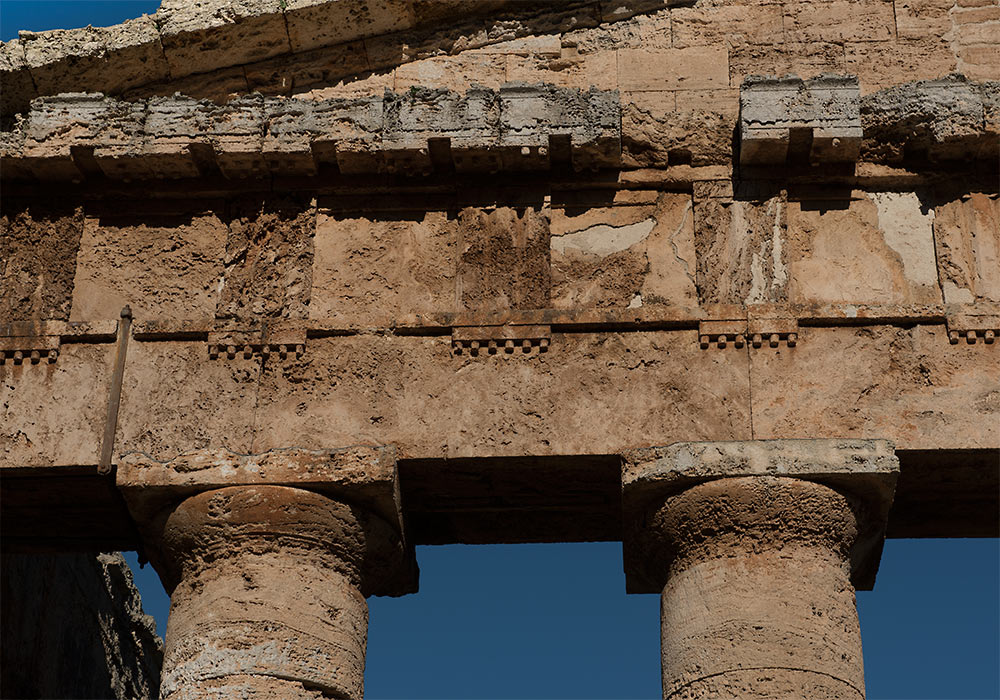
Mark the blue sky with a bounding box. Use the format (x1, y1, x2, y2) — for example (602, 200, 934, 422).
(3, 2, 998, 697)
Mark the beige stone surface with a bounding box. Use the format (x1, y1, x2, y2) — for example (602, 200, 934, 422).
(784, 0, 895, 44)
(217, 197, 315, 321)
(619, 47, 729, 92)
(251, 332, 752, 459)
(657, 478, 866, 699)
(396, 54, 506, 91)
(310, 209, 457, 319)
(622, 90, 735, 167)
(750, 324, 1000, 450)
(159, 486, 369, 700)
(786, 193, 942, 305)
(695, 193, 789, 305)
(458, 207, 551, 312)
(550, 193, 697, 309)
(845, 40, 959, 94)
(934, 193, 1000, 303)
(506, 50, 618, 91)
(116, 340, 260, 460)
(0, 205, 83, 322)
(71, 209, 226, 322)
(671, 5, 784, 49)
(0, 343, 115, 468)
(729, 41, 848, 88)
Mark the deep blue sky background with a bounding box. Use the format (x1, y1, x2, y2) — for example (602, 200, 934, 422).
(3, 2, 998, 697)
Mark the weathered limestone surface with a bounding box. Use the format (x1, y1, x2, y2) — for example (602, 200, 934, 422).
(0, 204, 84, 322)
(217, 197, 315, 321)
(1, 552, 162, 699)
(251, 332, 751, 459)
(786, 192, 942, 305)
(750, 325, 1000, 450)
(458, 207, 552, 312)
(551, 193, 697, 309)
(1, 341, 116, 468)
(933, 192, 1000, 304)
(71, 207, 227, 322)
(740, 75, 862, 165)
(310, 209, 457, 319)
(623, 440, 899, 698)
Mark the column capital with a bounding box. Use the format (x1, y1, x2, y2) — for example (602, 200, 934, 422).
(117, 445, 417, 596)
(622, 438, 899, 594)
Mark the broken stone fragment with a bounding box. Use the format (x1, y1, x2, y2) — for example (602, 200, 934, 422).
(740, 73, 862, 165)
(861, 73, 1000, 163)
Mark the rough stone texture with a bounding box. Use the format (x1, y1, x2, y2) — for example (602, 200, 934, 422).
(861, 75, 1000, 163)
(116, 339, 261, 459)
(694, 191, 789, 306)
(785, 192, 942, 305)
(750, 325, 1000, 451)
(458, 206, 552, 312)
(0, 203, 84, 322)
(71, 207, 226, 321)
(932, 192, 1000, 303)
(0, 342, 115, 468)
(251, 332, 752, 459)
(622, 91, 736, 167)
(654, 478, 867, 699)
(550, 193, 697, 309)
(217, 197, 315, 321)
(310, 209, 457, 319)
(740, 75, 862, 165)
(157, 486, 371, 700)
(1, 552, 162, 699)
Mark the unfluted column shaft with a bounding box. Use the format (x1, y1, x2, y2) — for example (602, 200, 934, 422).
(158, 485, 370, 700)
(654, 476, 865, 699)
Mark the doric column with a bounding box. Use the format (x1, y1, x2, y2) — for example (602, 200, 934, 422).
(623, 440, 898, 700)
(117, 447, 417, 700)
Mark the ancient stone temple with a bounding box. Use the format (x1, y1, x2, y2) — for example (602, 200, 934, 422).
(1, 0, 998, 697)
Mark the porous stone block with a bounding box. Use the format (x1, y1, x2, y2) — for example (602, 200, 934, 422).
(309, 209, 457, 319)
(0, 342, 116, 468)
(157, 0, 290, 79)
(21, 93, 111, 181)
(505, 51, 619, 92)
(115, 339, 261, 459)
(933, 193, 1000, 303)
(671, 4, 783, 49)
(783, 0, 895, 43)
(861, 75, 998, 163)
(0, 39, 37, 117)
(100, 15, 171, 93)
(383, 87, 501, 174)
(694, 192, 789, 305)
(740, 74, 861, 165)
(729, 42, 848, 89)
(1, 204, 84, 322)
(499, 84, 621, 171)
(309, 95, 384, 174)
(21, 27, 107, 96)
(622, 90, 735, 167)
(91, 99, 151, 180)
(251, 331, 752, 459)
(395, 53, 506, 91)
(284, 0, 415, 53)
(458, 206, 551, 312)
(71, 209, 226, 321)
(785, 192, 942, 305)
(845, 40, 958, 94)
(750, 324, 1000, 451)
(206, 95, 267, 179)
(142, 96, 213, 179)
(618, 47, 729, 92)
(550, 194, 698, 309)
(217, 197, 315, 321)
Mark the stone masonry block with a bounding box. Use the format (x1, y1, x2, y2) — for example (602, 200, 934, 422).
(21, 27, 107, 96)
(0, 39, 37, 118)
(91, 99, 151, 181)
(307, 95, 384, 174)
(207, 95, 267, 179)
(157, 0, 290, 78)
(860, 74, 999, 163)
(383, 86, 501, 174)
(21, 93, 111, 181)
(499, 83, 621, 171)
(284, 0, 416, 53)
(142, 96, 213, 179)
(740, 74, 861, 165)
(622, 439, 900, 593)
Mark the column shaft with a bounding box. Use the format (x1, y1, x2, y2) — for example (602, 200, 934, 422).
(655, 476, 865, 699)
(158, 485, 369, 700)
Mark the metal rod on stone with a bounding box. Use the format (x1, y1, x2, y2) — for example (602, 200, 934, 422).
(99, 305, 132, 475)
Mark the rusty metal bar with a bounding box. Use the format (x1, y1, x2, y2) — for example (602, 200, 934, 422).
(98, 306, 132, 475)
